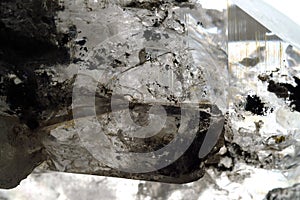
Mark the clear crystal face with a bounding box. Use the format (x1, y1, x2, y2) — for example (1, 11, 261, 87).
(51, 0, 228, 180)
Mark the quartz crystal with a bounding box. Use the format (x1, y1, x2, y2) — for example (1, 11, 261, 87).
(0, 0, 228, 188)
(45, 0, 228, 182)
(1, 0, 300, 199)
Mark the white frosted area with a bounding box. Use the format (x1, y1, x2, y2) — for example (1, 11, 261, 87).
(263, 0, 300, 26)
(197, 0, 227, 11)
(0, 173, 140, 200)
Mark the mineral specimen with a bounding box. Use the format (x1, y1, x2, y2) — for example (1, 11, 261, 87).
(0, 0, 228, 188)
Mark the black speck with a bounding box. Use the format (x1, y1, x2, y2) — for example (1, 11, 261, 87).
(267, 80, 289, 99)
(245, 95, 265, 115)
(258, 74, 269, 82)
(125, 52, 130, 58)
(197, 21, 204, 27)
(76, 39, 87, 46)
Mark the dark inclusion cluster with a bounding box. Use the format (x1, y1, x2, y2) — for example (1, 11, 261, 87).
(0, 0, 75, 189)
(0, 0, 75, 129)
